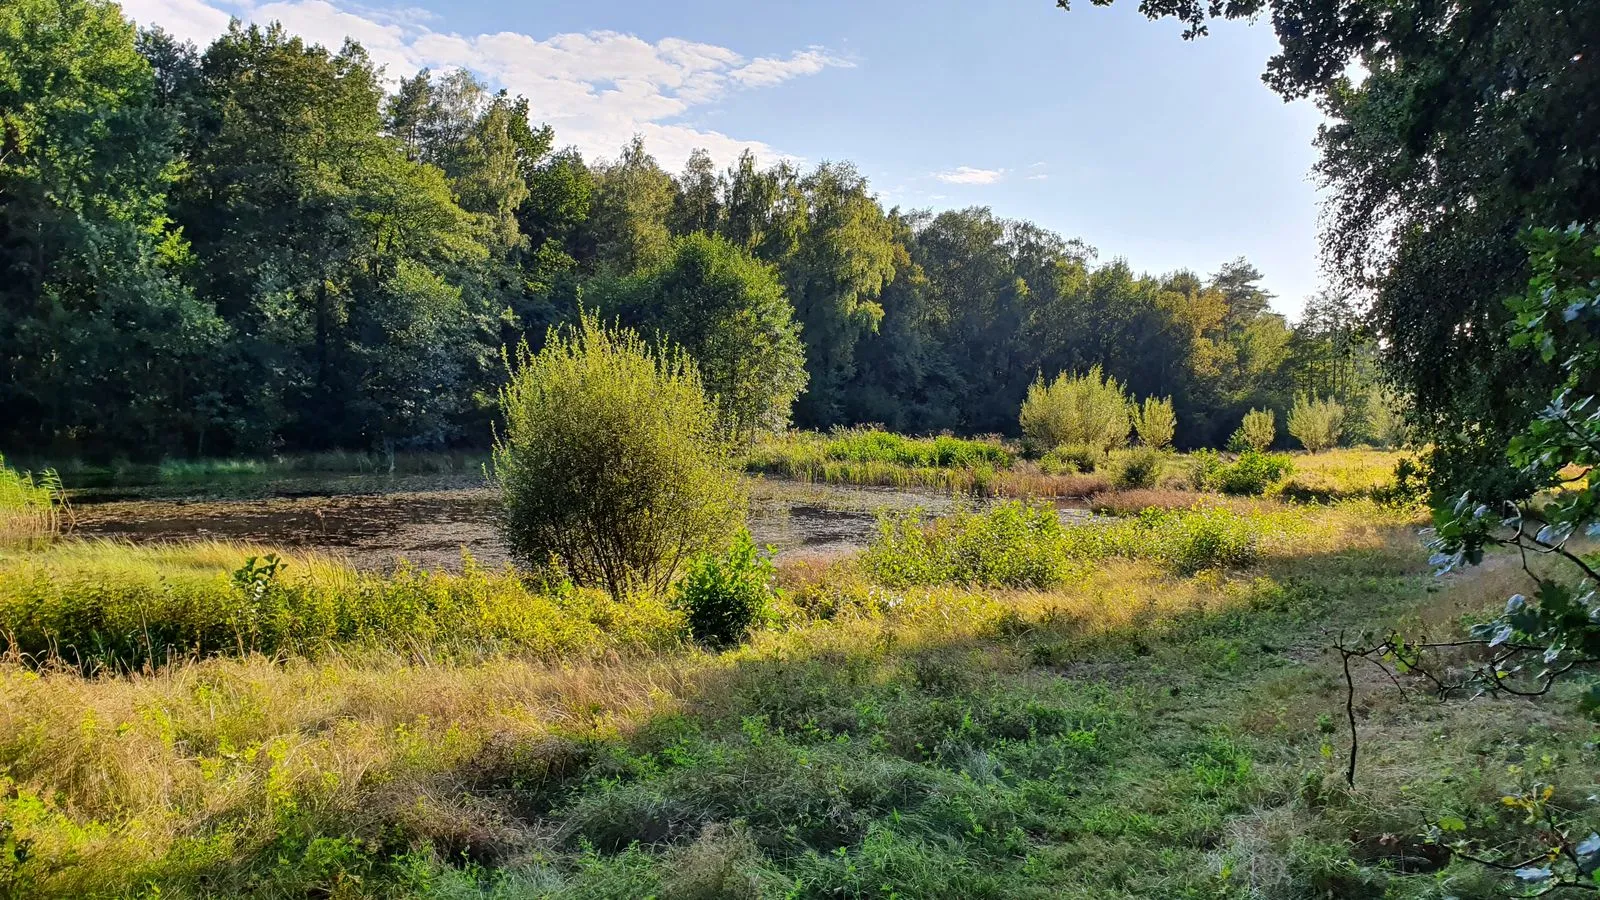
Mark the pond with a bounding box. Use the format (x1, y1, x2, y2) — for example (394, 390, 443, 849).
(65, 473, 1062, 571)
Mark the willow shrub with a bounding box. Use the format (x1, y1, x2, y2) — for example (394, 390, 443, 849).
(494, 313, 743, 599)
(1019, 365, 1130, 455)
(1132, 396, 1176, 450)
(864, 502, 1074, 589)
(1230, 408, 1277, 453)
(1288, 394, 1347, 453)
(674, 529, 777, 648)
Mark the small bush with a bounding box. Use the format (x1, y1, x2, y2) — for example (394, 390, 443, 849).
(1019, 365, 1130, 455)
(1188, 450, 1293, 496)
(1217, 452, 1294, 496)
(1362, 386, 1410, 448)
(494, 313, 743, 599)
(1132, 396, 1177, 450)
(1230, 409, 1276, 453)
(674, 530, 776, 649)
(864, 502, 1071, 589)
(1040, 443, 1104, 475)
(1146, 507, 1260, 574)
(1111, 446, 1164, 490)
(1288, 395, 1346, 453)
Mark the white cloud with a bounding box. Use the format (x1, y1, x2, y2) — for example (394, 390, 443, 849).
(116, 0, 849, 171)
(934, 166, 1007, 185)
(1026, 174, 1049, 181)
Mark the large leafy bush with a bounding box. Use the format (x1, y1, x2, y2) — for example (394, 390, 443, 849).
(1019, 365, 1130, 455)
(494, 313, 742, 599)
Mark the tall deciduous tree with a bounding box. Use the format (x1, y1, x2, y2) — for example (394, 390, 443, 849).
(0, 0, 223, 455)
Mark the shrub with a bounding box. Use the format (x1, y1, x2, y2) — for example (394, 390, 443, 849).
(674, 530, 776, 649)
(1149, 507, 1260, 574)
(0, 454, 67, 549)
(1188, 449, 1225, 491)
(494, 313, 743, 599)
(1019, 365, 1130, 455)
(1362, 386, 1410, 449)
(1040, 443, 1103, 475)
(1288, 394, 1346, 452)
(1055, 506, 1262, 574)
(864, 502, 1071, 589)
(1230, 409, 1276, 453)
(1188, 450, 1293, 496)
(1132, 396, 1177, 450)
(1216, 451, 1294, 496)
(1111, 446, 1164, 490)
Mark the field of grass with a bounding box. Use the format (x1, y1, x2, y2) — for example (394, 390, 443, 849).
(2, 477, 1595, 898)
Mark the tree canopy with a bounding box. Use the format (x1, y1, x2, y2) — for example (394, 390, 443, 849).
(1, 0, 1376, 458)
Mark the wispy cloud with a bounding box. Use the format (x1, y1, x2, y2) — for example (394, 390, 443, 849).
(933, 166, 1006, 185)
(119, 0, 850, 170)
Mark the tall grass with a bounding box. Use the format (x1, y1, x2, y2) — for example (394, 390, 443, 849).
(863, 500, 1277, 586)
(0, 541, 683, 669)
(0, 453, 68, 548)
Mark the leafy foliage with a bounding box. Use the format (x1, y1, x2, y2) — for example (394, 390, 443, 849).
(1192, 450, 1294, 496)
(1019, 365, 1131, 455)
(673, 529, 777, 649)
(1132, 396, 1177, 450)
(1288, 394, 1346, 453)
(607, 233, 808, 442)
(1111, 446, 1164, 490)
(1230, 408, 1276, 453)
(493, 313, 743, 599)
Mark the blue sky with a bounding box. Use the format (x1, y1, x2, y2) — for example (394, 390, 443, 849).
(123, 0, 1326, 317)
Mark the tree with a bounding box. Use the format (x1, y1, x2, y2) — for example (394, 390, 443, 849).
(1056, 0, 1600, 499)
(588, 135, 673, 274)
(174, 23, 490, 450)
(611, 233, 809, 442)
(493, 313, 743, 599)
(786, 162, 898, 426)
(0, 0, 224, 456)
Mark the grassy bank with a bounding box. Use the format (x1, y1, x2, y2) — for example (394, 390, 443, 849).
(2, 492, 1593, 898)
(744, 431, 1414, 504)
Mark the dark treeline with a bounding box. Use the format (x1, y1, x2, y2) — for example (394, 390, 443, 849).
(0, 0, 1379, 458)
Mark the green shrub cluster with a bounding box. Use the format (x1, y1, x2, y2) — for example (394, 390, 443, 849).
(864, 502, 1075, 589)
(1288, 394, 1346, 452)
(0, 549, 683, 668)
(674, 530, 777, 648)
(1190, 450, 1293, 496)
(1131, 396, 1177, 449)
(1039, 443, 1104, 474)
(1060, 506, 1262, 574)
(1019, 365, 1131, 455)
(1229, 408, 1277, 453)
(1110, 446, 1165, 489)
